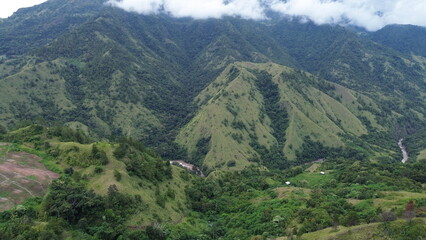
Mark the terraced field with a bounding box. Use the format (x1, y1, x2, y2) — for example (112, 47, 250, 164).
(0, 144, 59, 211)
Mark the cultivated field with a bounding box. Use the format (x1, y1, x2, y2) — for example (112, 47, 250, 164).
(0, 144, 59, 211)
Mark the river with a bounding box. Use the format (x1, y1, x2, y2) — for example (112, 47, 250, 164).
(398, 138, 408, 163)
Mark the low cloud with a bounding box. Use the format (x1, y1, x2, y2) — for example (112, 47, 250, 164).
(106, 0, 266, 19)
(270, 0, 426, 31)
(106, 0, 426, 31)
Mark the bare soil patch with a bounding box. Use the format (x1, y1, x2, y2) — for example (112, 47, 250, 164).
(0, 148, 59, 211)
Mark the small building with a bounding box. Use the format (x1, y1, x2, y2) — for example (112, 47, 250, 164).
(285, 181, 291, 185)
(320, 171, 325, 175)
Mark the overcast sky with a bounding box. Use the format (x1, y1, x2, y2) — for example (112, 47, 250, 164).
(1, 0, 426, 31)
(0, 0, 47, 18)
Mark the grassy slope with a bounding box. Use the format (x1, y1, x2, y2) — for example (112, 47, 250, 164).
(51, 141, 194, 226)
(0, 57, 163, 138)
(177, 62, 385, 170)
(416, 149, 426, 160)
(276, 218, 426, 240)
(0, 129, 194, 227)
(274, 166, 426, 240)
(177, 63, 276, 171)
(0, 59, 73, 123)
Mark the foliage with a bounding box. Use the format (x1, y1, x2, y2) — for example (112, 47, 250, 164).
(295, 136, 342, 164)
(252, 70, 289, 145)
(190, 136, 211, 166)
(368, 24, 426, 58)
(0, 124, 6, 135)
(0, 176, 140, 239)
(114, 137, 172, 182)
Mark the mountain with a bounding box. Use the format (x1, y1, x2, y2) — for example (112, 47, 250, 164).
(0, 1, 426, 239)
(0, 0, 105, 56)
(1, 0, 426, 170)
(177, 62, 381, 172)
(367, 24, 426, 58)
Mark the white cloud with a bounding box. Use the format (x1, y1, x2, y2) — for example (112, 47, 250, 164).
(107, 0, 266, 19)
(107, 0, 426, 31)
(0, 0, 47, 18)
(269, 0, 426, 31)
(1, 0, 425, 30)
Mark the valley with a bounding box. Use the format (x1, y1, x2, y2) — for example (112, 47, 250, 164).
(0, 0, 425, 239)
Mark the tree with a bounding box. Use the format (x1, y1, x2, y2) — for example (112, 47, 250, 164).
(0, 124, 7, 135)
(114, 170, 122, 181)
(43, 177, 104, 223)
(342, 211, 359, 226)
(146, 223, 168, 240)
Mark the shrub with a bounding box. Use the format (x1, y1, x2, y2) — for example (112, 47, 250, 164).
(227, 160, 236, 167)
(94, 166, 103, 174)
(114, 170, 122, 181)
(0, 124, 7, 135)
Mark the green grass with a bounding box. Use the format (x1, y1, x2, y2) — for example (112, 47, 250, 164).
(372, 191, 426, 211)
(177, 63, 277, 171)
(3, 138, 194, 227)
(417, 149, 426, 160)
(11, 144, 61, 173)
(177, 62, 384, 171)
(85, 160, 194, 226)
(50, 140, 196, 227)
(27, 175, 38, 181)
(288, 171, 335, 188)
(278, 218, 426, 240)
(0, 191, 10, 198)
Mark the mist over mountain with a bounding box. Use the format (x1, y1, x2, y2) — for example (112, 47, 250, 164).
(0, 0, 426, 239)
(106, 0, 426, 31)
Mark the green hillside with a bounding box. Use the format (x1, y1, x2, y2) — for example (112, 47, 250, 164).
(1, 3, 426, 171)
(0, 125, 194, 230)
(0, 125, 425, 239)
(368, 24, 426, 58)
(1, 1, 426, 239)
(177, 62, 402, 172)
(0, 0, 106, 56)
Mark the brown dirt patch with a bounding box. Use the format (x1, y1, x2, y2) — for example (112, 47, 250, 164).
(0, 150, 59, 211)
(0, 162, 58, 182)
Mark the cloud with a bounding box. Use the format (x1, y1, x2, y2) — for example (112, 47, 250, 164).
(106, 0, 426, 31)
(106, 0, 266, 19)
(269, 0, 426, 31)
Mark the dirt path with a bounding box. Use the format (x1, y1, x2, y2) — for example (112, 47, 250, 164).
(0, 172, 35, 197)
(398, 138, 408, 163)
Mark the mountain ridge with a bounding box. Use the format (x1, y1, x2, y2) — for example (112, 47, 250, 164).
(0, 1, 426, 169)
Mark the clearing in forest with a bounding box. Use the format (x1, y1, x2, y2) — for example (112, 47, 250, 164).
(0, 144, 59, 211)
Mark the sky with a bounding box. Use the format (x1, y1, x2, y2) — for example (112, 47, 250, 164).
(1, 0, 425, 31)
(0, 0, 47, 18)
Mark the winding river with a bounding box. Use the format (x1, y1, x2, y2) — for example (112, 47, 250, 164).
(398, 138, 409, 163)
